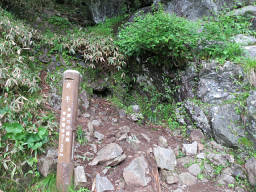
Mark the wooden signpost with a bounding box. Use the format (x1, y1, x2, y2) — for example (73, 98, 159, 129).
(57, 70, 80, 192)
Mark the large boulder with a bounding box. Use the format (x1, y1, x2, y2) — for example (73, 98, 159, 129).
(178, 60, 253, 147)
(163, 0, 255, 20)
(210, 104, 245, 147)
(87, 0, 153, 23)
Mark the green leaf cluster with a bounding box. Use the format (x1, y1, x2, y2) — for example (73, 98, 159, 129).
(2, 123, 48, 151)
(116, 10, 247, 68)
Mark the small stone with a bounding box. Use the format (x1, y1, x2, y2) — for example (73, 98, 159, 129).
(182, 141, 198, 156)
(153, 146, 177, 171)
(217, 174, 235, 185)
(38, 157, 56, 177)
(158, 136, 168, 148)
(179, 172, 197, 186)
(188, 164, 201, 176)
(89, 143, 123, 166)
(95, 174, 114, 192)
(74, 166, 87, 187)
(123, 156, 151, 187)
(141, 133, 150, 143)
(94, 131, 104, 141)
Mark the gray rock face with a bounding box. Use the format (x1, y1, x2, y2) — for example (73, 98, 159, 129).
(177, 63, 198, 100)
(185, 101, 211, 136)
(123, 156, 151, 187)
(74, 166, 87, 187)
(87, 0, 153, 23)
(247, 91, 256, 144)
(232, 34, 256, 46)
(228, 5, 256, 16)
(96, 174, 114, 192)
(197, 61, 244, 104)
(163, 0, 252, 20)
(179, 60, 256, 147)
(89, 143, 123, 166)
(243, 45, 256, 58)
(210, 104, 245, 147)
(153, 146, 177, 170)
(179, 172, 197, 186)
(245, 157, 256, 186)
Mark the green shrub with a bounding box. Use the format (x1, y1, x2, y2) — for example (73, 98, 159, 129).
(116, 10, 200, 67)
(0, 8, 57, 191)
(116, 10, 245, 68)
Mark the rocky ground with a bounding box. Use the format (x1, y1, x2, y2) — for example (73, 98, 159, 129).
(32, 3, 256, 192)
(39, 95, 256, 192)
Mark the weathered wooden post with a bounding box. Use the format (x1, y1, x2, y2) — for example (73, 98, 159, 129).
(57, 70, 80, 192)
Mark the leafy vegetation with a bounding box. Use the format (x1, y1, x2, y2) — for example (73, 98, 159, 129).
(117, 9, 252, 68)
(0, 7, 58, 192)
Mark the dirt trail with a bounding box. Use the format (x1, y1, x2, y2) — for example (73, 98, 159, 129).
(72, 97, 230, 192)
